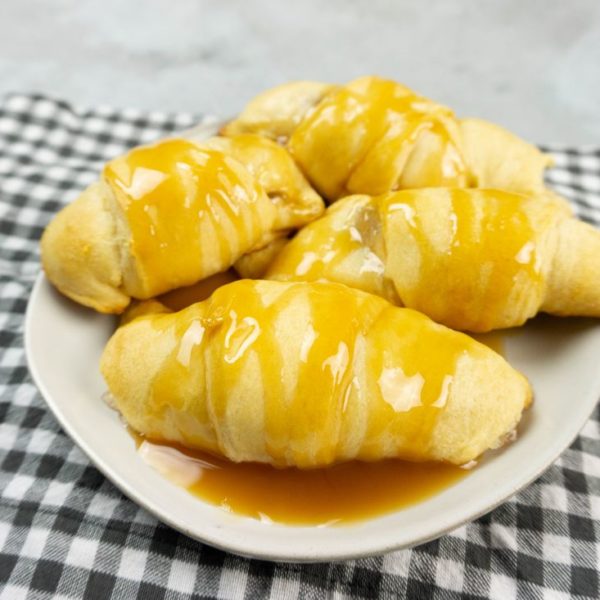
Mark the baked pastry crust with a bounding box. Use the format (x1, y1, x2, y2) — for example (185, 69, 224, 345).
(101, 280, 531, 467)
(41, 136, 324, 313)
(267, 189, 600, 331)
(224, 76, 553, 201)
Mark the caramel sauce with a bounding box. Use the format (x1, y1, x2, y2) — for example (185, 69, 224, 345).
(103, 139, 275, 298)
(130, 430, 467, 525)
(288, 76, 469, 200)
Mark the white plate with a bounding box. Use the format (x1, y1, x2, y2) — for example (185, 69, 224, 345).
(25, 274, 600, 562)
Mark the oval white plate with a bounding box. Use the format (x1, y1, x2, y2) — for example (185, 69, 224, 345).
(25, 274, 600, 562)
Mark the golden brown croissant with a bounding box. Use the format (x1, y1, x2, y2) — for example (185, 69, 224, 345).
(267, 189, 600, 332)
(41, 135, 324, 313)
(101, 280, 531, 468)
(223, 76, 553, 201)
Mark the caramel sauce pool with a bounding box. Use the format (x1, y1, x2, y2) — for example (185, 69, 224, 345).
(130, 430, 468, 525)
(133, 280, 508, 526)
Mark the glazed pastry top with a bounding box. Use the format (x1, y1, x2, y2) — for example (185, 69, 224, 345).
(289, 77, 471, 199)
(104, 138, 276, 297)
(201, 133, 324, 231)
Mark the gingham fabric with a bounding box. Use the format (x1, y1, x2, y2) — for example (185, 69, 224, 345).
(0, 93, 599, 600)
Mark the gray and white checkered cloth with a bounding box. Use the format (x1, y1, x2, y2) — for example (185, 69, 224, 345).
(0, 93, 599, 599)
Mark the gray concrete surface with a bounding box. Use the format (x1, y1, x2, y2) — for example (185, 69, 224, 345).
(1, 0, 599, 144)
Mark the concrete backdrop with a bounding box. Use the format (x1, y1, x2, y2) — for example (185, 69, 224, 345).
(1, 0, 598, 144)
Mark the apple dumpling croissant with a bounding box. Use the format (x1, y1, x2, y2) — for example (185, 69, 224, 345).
(101, 280, 531, 468)
(266, 189, 600, 332)
(41, 135, 324, 313)
(223, 76, 554, 201)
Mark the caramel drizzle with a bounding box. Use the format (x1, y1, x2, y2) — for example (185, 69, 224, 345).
(141, 281, 471, 467)
(289, 77, 469, 199)
(103, 139, 272, 297)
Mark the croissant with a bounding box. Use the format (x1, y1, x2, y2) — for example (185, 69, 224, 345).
(101, 280, 531, 468)
(266, 188, 600, 332)
(223, 76, 553, 201)
(41, 135, 324, 313)
(202, 134, 324, 280)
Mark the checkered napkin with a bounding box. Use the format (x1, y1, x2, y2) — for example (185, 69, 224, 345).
(0, 93, 599, 600)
